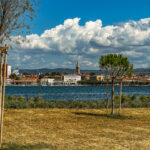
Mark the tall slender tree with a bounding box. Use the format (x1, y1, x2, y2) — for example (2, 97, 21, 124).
(0, 0, 39, 147)
(116, 56, 133, 115)
(99, 54, 133, 115)
(99, 56, 110, 114)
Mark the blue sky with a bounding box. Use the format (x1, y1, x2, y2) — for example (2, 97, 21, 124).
(8, 0, 150, 69)
(32, 0, 150, 34)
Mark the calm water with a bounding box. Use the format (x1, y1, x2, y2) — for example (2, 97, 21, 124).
(5, 86, 150, 100)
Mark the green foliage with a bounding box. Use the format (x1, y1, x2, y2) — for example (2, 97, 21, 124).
(33, 95, 42, 102)
(78, 80, 150, 86)
(139, 95, 150, 102)
(9, 74, 17, 79)
(7, 96, 15, 101)
(4, 94, 150, 109)
(99, 54, 134, 114)
(17, 96, 25, 101)
(89, 72, 96, 76)
(99, 54, 133, 79)
(78, 80, 104, 85)
(64, 72, 68, 75)
(50, 72, 61, 76)
(45, 73, 50, 76)
(22, 72, 31, 76)
(39, 74, 44, 79)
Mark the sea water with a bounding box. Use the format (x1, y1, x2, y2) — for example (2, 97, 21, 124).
(5, 86, 150, 100)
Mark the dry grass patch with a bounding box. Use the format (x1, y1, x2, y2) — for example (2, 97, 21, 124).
(1, 108, 150, 150)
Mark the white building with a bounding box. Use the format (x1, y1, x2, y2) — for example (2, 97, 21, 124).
(6, 78, 12, 85)
(7, 65, 11, 77)
(41, 78, 54, 86)
(63, 75, 81, 84)
(12, 69, 19, 75)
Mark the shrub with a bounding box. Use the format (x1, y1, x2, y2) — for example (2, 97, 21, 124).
(4, 94, 150, 109)
(7, 96, 16, 101)
(17, 96, 25, 101)
(139, 95, 150, 102)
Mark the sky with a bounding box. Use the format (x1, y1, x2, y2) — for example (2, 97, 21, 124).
(8, 0, 150, 70)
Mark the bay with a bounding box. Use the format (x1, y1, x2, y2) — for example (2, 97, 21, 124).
(5, 86, 150, 100)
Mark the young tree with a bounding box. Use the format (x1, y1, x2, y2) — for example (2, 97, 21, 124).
(99, 56, 110, 114)
(116, 55, 133, 114)
(0, 0, 39, 147)
(99, 54, 133, 115)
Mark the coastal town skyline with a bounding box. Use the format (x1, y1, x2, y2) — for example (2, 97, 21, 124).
(0, 1, 150, 149)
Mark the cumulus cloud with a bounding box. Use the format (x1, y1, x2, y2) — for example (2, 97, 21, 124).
(9, 18, 150, 69)
(22, 55, 31, 62)
(49, 62, 58, 68)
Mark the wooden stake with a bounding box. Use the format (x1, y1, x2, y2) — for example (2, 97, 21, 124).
(106, 79, 109, 114)
(0, 49, 7, 147)
(111, 78, 115, 115)
(119, 79, 122, 115)
(0, 51, 3, 147)
(0, 45, 8, 147)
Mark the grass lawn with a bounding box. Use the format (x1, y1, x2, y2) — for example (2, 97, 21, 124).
(1, 108, 150, 150)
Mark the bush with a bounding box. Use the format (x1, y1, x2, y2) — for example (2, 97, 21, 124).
(4, 94, 150, 109)
(17, 96, 25, 101)
(7, 96, 16, 101)
(139, 95, 150, 102)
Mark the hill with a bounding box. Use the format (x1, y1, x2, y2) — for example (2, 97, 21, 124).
(19, 68, 100, 75)
(18, 67, 150, 75)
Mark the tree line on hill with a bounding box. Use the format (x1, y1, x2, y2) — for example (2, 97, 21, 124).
(18, 68, 150, 76)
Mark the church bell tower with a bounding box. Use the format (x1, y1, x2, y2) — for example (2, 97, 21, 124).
(76, 61, 80, 75)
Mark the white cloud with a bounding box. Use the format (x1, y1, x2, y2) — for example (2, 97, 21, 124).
(10, 18, 150, 69)
(22, 55, 31, 62)
(62, 61, 73, 68)
(135, 63, 149, 68)
(81, 60, 93, 66)
(49, 62, 58, 68)
(63, 61, 73, 65)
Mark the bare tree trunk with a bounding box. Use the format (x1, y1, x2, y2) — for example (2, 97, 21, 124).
(0, 48, 7, 147)
(0, 52, 3, 147)
(106, 79, 109, 114)
(111, 78, 115, 115)
(119, 79, 122, 115)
